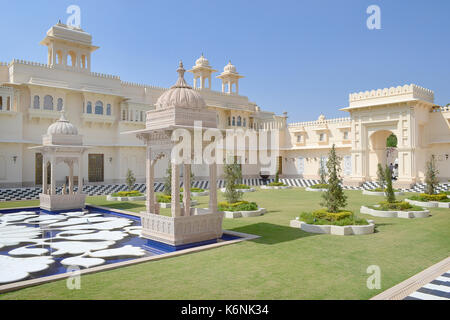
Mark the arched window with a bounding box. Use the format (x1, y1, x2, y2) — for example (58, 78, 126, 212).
(106, 104, 111, 116)
(135, 110, 139, 121)
(43, 95, 53, 110)
(56, 50, 63, 65)
(86, 101, 92, 114)
(140, 111, 144, 122)
(232, 117, 236, 126)
(122, 109, 127, 121)
(228, 117, 231, 126)
(95, 101, 103, 115)
(237, 116, 242, 126)
(68, 51, 76, 67)
(33, 96, 40, 109)
(57, 98, 63, 111)
(243, 118, 247, 127)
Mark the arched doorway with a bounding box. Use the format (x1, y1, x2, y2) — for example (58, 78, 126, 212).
(369, 130, 398, 180)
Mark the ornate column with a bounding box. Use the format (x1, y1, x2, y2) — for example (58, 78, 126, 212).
(228, 81, 232, 94)
(171, 162, 181, 217)
(146, 146, 155, 213)
(209, 163, 217, 214)
(42, 156, 48, 194)
(183, 163, 191, 216)
(50, 156, 56, 195)
(78, 155, 83, 194)
(68, 160, 74, 195)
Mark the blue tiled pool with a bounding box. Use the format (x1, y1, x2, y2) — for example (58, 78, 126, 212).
(0, 206, 240, 285)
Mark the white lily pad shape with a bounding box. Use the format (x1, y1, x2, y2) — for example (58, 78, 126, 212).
(49, 240, 115, 256)
(8, 246, 49, 256)
(0, 255, 54, 284)
(0, 225, 43, 248)
(60, 211, 86, 217)
(124, 226, 142, 236)
(88, 245, 147, 258)
(61, 255, 105, 268)
(56, 230, 129, 241)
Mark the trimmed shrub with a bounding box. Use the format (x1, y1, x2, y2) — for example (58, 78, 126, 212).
(371, 201, 423, 211)
(157, 194, 183, 203)
(409, 193, 448, 202)
(111, 190, 143, 197)
(268, 182, 286, 187)
(218, 201, 258, 212)
(300, 211, 368, 226)
(180, 187, 205, 193)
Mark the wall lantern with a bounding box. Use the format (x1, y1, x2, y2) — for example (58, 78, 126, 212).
(109, 157, 113, 163)
(12, 155, 18, 164)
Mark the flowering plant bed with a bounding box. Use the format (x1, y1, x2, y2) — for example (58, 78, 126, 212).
(405, 193, 450, 208)
(157, 194, 197, 208)
(218, 201, 266, 218)
(291, 210, 373, 236)
(360, 201, 430, 218)
(180, 187, 209, 196)
(107, 190, 145, 202)
(261, 182, 291, 190)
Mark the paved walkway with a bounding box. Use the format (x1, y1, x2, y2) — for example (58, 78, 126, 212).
(371, 256, 450, 300)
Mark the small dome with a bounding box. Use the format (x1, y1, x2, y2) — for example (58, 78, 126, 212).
(155, 61, 206, 110)
(224, 61, 236, 73)
(195, 54, 210, 67)
(47, 112, 78, 135)
(318, 114, 326, 122)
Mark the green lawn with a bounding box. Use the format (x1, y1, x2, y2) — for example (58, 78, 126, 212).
(1, 188, 449, 300)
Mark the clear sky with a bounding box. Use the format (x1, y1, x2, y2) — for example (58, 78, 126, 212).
(1, 0, 449, 122)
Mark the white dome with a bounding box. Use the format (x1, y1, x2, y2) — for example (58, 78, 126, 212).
(47, 112, 78, 135)
(224, 61, 236, 73)
(195, 54, 210, 67)
(155, 61, 206, 110)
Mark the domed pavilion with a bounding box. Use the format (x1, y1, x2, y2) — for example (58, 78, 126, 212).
(30, 111, 89, 211)
(124, 61, 223, 247)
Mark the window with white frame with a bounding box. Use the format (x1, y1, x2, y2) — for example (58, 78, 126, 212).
(343, 131, 349, 140)
(296, 134, 303, 143)
(95, 101, 103, 115)
(43, 95, 53, 110)
(57, 98, 63, 111)
(319, 133, 325, 141)
(33, 96, 40, 109)
(106, 104, 111, 116)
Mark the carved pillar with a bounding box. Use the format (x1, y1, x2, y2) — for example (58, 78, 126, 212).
(146, 146, 155, 213)
(42, 156, 48, 195)
(78, 156, 83, 194)
(68, 161, 74, 195)
(171, 162, 181, 217)
(209, 163, 217, 214)
(228, 81, 232, 94)
(50, 156, 56, 195)
(183, 163, 191, 216)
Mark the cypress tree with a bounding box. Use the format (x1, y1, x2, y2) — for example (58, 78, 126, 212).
(384, 164, 396, 203)
(224, 162, 243, 204)
(320, 144, 347, 213)
(376, 163, 385, 190)
(125, 169, 136, 191)
(425, 155, 439, 195)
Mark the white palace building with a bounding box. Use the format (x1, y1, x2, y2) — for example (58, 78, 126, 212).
(0, 22, 449, 194)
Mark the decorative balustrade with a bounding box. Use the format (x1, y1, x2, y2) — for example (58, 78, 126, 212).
(289, 117, 351, 128)
(349, 84, 434, 103)
(431, 105, 450, 113)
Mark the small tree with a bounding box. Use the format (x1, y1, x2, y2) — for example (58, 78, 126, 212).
(163, 163, 172, 196)
(384, 165, 396, 203)
(376, 163, 386, 189)
(224, 162, 243, 204)
(320, 144, 347, 213)
(275, 168, 280, 183)
(425, 155, 439, 195)
(125, 169, 136, 191)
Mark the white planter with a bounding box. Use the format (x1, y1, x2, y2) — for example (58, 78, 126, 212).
(305, 187, 327, 192)
(360, 205, 430, 218)
(107, 194, 146, 202)
(220, 188, 256, 193)
(290, 219, 375, 236)
(405, 198, 450, 208)
(362, 190, 404, 196)
(260, 185, 292, 190)
(158, 200, 198, 209)
(222, 207, 266, 219)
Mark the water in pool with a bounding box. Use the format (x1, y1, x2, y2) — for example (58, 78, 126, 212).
(0, 206, 239, 285)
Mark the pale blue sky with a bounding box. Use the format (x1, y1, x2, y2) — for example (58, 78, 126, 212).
(1, 0, 449, 122)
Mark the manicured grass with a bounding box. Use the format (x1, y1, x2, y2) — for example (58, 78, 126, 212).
(0, 189, 449, 300)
